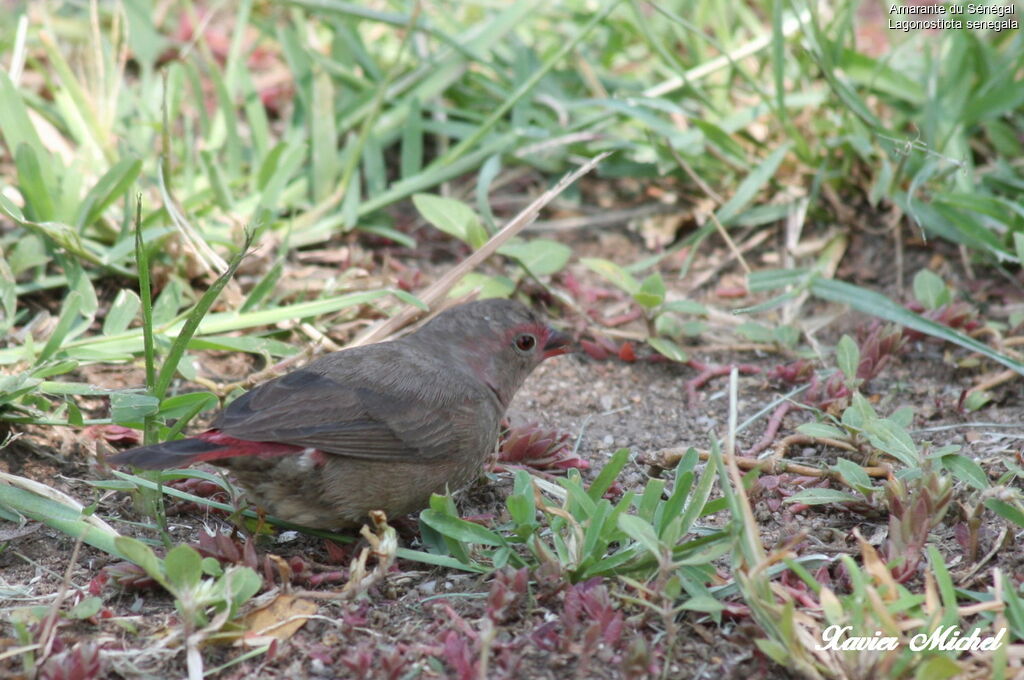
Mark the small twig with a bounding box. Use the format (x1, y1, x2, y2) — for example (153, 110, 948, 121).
(249, 613, 339, 638)
(725, 368, 767, 564)
(646, 446, 890, 483)
(955, 526, 1008, 586)
(643, 6, 816, 98)
(769, 433, 860, 460)
(709, 212, 751, 275)
(665, 142, 722, 204)
(38, 537, 84, 664)
(525, 203, 676, 232)
(966, 368, 1018, 399)
(683, 228, 772, 295)
(192, 344, 323, 397)
(298, 322, 342, 353)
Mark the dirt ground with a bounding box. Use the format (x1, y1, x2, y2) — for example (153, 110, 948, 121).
(2, 219, 1022, 679)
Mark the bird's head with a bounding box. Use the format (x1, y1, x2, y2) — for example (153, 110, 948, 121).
(416, 298, 572, 406)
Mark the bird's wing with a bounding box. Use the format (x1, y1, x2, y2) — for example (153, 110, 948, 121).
(212, 361, 496, 462)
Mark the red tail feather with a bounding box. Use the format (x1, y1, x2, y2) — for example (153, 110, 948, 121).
(107, 430, 306, 470)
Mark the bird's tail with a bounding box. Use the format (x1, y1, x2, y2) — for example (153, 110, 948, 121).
(106, 437, 225, 470)
(107, 430, 306, 470)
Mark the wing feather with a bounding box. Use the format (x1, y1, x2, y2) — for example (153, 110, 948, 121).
(212, 346, 501, 462)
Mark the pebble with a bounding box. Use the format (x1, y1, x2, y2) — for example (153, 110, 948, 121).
(277, 531, 300, 543)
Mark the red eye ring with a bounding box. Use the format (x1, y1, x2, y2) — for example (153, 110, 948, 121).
(515, 333, 537, 352)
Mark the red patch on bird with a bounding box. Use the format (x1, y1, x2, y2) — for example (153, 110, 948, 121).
(193, 430, 306, 461)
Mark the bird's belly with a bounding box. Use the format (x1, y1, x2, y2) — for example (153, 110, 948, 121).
(227, 451, 485, 529)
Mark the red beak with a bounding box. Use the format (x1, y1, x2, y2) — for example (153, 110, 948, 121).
(542, 327, 573, 359)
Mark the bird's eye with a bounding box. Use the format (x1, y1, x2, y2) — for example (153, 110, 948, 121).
(514, 333, 537, 352)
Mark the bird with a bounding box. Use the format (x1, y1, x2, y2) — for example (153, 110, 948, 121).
(107, 298, 571, 528)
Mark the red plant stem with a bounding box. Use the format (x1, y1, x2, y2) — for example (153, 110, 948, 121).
(685, 360, 761, 405)
(743, 401, 792, 457)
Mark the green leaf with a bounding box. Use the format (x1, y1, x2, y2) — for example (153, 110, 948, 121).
(635, 477, 664, 523)
(448, 272, 515, 300)
(912, 270, 950, 310)
(843, 392, 876, 432)
(223, 567, 262, 610)
(412, 194, 488, 248)
(864, 418, 919, 467)
(67, 596, 103, 620)
(913, 655, 966, 680)
(498, 239, 571, 277)
(735, 321, 774, 343)
(587, 448, 630, 501)
(506, 470, 537, 528)
(617, 513, 663, 558)
(660, 300, 707, 315)
(400, 99, 423, 180)
(784, 489, 862, 505)
(164, 545, 203, 592)
(937, 454, 989, 491)
(962, 390, 991, 412)
(0, 251, 15, 334)
(561, 473, 598, 519)
(836, 334, 859, 383)
(103, 289, 141, 336)
(674, 538, 732, 566)
(773, 325, 800, 349)
(984, 499, 1024, 529)
(0, 482, 126, 560)
(796, 422, 847, 440)
(715, 144, 791, 225)
(634, 272, 665, 309)
(962, 74, 1024, 125)
(32, 360, 79, 379)
(647, 337, 688, 363)
(0, 71, 49, 176)
(891, 406, 915, 429)
(110, 392, 160, 423)
(158, 391, 218, 420)
(831, 457, 874, 494)
(806, 277, 1024, 376)
(581, 258, 639, 295)
(38, 291, 84, 363)
(419, 509, 507, 547)
(310, 68, 339, 202)
(15, 142, 57, 222)
(151, 278, 186, 327)
(202, 557, 223, 577)
(838, 48, 925, 104)
(395, 548, 490, 573)
(113, 536, 167, 586)
(75, 157, 142, 230)
(153, 233, 255, 399)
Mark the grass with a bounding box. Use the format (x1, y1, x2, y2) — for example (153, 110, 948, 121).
(1, 0, 1023, 678)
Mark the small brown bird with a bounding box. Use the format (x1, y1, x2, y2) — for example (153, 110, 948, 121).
(108, 299, 570, 528)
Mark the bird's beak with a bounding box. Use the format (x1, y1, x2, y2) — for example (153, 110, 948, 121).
(542, 328, 573, 359)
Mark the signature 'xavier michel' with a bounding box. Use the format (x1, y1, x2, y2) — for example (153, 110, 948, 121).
(109, 299, 571, 528)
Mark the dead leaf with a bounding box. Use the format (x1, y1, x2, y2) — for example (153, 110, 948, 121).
(240, 594, 317, 647)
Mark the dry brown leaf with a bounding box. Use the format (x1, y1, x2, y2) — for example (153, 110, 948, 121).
(240, 594, 317, 647)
